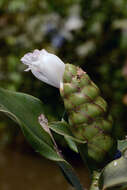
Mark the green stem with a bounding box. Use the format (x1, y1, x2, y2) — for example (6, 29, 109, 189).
(89, 171, 100, 190)
(77, 144, 101, 190)
(77, 144, 94, 173)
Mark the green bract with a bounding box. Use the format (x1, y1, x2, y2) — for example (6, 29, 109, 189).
(60, 64, 116, 163)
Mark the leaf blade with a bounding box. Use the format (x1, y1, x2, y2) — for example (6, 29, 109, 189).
(99, 152, 127, 190)
(49, 121, 86, 144)
(0, 88, 62, 161)
(0, 88, 85, 190)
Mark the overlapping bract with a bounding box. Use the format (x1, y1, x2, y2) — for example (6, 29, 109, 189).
(60, 64, 116, 162)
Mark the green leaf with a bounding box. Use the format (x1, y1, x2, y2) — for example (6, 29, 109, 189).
(118, 139, 127, 152)
(0, 88, 84, 190)
(0, 88, 62, 161)
(99, 150, 127, 190)
(38, 114, 84, 190)
(49, 121, 85, 144)
(64, 136, 78, 153)
(58, 161, 84, 190)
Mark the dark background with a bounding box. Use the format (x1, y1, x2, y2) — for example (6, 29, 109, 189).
(0, 0, 127, 189)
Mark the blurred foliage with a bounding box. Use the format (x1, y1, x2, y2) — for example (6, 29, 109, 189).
(0, 0, 127, 147)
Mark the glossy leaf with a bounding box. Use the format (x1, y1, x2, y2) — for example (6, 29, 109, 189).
(58, 161, 84, 190)
(38, 114, 84, 190)
(118, 139, 127, 152)
(0, 88, 84, 190)
(0, 88, 63, 161)
(49, 121, 85, 144)
(99, 150, 127, 190)
(64, 136, 78, 153)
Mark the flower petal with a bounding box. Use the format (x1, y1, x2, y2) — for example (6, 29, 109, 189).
(21, 49, 65, 88)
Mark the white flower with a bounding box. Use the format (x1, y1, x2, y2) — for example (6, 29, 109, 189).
(21, 49, 65, 88)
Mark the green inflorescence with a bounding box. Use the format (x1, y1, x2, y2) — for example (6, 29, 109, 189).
(60, 64, 116, 163)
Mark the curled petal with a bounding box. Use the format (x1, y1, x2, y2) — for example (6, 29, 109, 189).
(21, 49, 65, 88)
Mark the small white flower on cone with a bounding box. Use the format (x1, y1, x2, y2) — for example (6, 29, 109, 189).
(21, 49, 65, 88)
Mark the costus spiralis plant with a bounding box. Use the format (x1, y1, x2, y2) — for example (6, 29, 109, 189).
(0, 49, 127, 190)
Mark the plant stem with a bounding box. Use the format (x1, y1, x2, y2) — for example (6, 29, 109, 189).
(89, 171, 100, 190)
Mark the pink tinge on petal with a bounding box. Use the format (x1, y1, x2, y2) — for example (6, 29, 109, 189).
(21, 49, 48, 65)
(33, 49, 40, 54)
(21, 52, 33, 65)
(31, 50, 41, 61)
(21, 48, 65, 88)
(21, 50, 41, 65)
(41, 49, 48, 54)
(24, 53, 33, 61)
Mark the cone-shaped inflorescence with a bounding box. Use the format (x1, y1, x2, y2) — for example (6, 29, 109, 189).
(60, 64, 116, 163)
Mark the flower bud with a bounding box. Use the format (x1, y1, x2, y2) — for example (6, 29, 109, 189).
(21, 49, 65, 88)
(60, 64, 116, 163)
